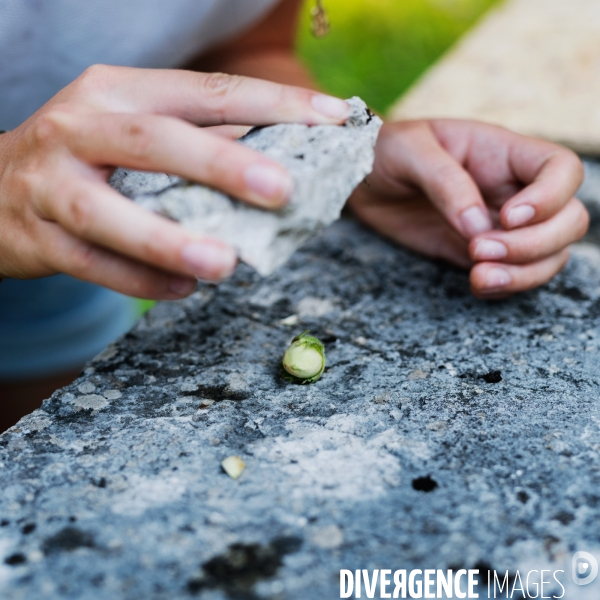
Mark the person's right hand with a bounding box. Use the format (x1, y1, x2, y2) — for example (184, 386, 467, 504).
(0, 65, 350, 298)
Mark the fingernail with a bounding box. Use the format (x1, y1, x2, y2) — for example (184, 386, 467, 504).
(485, 267, 511, 290)
(169, 277, 196, 297)
(181, 241, 237, 279)
(244, 164, 293, 206)
(311, 94, 352, 120)
(460, 206, 493, 238)
(506, 204, 535, 228)
(473, 239, 508, 261)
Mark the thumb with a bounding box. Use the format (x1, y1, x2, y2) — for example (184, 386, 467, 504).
(382, 122, 493, 239)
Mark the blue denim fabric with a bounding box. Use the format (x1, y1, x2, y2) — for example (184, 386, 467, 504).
(0, 275, 136, 380)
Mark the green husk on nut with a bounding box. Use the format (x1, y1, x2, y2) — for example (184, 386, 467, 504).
(282, 331, 326, 384)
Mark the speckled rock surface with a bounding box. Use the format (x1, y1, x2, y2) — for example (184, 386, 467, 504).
(580, 157, 600, 245)
(110, 97, 382, 276)
(1, 218, 600, 599)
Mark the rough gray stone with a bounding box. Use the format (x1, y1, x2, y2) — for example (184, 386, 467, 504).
(1, 218, 600, 599)
(110, 97, 382, 276)
(580, 157, 600, 245)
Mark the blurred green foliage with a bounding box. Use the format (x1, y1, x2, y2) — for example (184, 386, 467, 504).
(136, 0, 501, 315)
(136, 299, 157, 316)
(296, 0, 501, 114)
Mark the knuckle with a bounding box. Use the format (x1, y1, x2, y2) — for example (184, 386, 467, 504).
(120, 118, 156, 159)
(74, 63, 114, 94)
(11, 163, 43, 197)
(30, 108, 71, 146)
(66, 193, 95, 236)
(198, 72, 243, 122)
(70, 242, 98, 274)
(201, 72, 239, 96)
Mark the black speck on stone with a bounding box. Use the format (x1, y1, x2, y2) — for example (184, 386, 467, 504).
(21, 523, 36, 535)
(412, 476, 438, 493)
(42, 527, 95, 555)
(187, 536, 302, 596)
(0, 519, 9, 527)
(482, 370, 502, 384)
(4, 553, 26, 566)
(553, 511, 575, 525)
(517, 491, 530, 504)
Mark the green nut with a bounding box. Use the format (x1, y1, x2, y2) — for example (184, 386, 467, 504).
(282, 331, 326, 384)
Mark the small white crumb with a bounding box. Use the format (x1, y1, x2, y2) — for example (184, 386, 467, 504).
(103, 390, 122, 400)
(407, 369, 428, 381)
(221, 456, 246, 479)
(279, 314, 299, 326)
(354, 336, 367, 346)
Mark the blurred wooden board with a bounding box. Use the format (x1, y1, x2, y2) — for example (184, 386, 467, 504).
(389, 0, 600, 154)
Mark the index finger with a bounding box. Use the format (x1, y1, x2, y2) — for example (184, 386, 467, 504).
(37, 176, 238, 282)
(499, 138, 584, 230)
(77, 65, 352, 126)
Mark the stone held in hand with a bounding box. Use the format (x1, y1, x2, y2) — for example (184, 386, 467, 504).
(109, 97, 382, 276)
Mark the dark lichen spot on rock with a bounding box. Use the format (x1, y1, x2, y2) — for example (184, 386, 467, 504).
(192, 385, 250, 403)
(412, 475, 438, 493)
(187, 536, 302, 597)
(553, 511, 575, 525)
(21, 523, 36, 535)
(5, 553, 26, 566)
(42, 527, 95, 555)
(552, 283, 589, 302)
(482, 371, 502, 384)
(517, 491, 530, 504)
(92, 477, 107, 488)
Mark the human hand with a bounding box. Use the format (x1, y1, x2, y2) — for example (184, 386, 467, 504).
(348, 119, 589, 298)
(0, 65, 351, 298)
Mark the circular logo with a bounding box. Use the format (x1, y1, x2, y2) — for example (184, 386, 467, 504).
(573, 552, 599, 586)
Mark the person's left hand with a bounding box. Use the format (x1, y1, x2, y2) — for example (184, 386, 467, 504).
(348, 119, 589, 298)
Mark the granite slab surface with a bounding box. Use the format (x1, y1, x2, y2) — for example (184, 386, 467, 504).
(1, 219, 600, 599)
